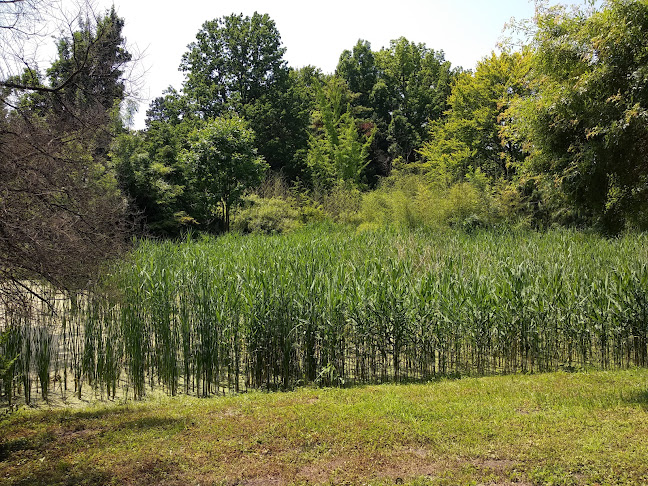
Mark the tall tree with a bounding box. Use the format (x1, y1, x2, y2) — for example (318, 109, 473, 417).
(507, 0, 648, 232)
(337, 37, 457, 177)
(179, 12, 309, 174)
(180, 12, 287, 117)
(336, 40, 387, 182)
(111, 123, 193, 236)
(420, 51, 530, 182)
(375, 37, 456, 165)
(337, 40, 378, 113)
(46, 6, 131, 154)
(0, 0, 55, 82)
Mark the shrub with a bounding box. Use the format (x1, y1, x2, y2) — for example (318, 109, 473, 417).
(232, 195, 302, 234)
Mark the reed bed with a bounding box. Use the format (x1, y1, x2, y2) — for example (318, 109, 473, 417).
(1, 226, 647, 403)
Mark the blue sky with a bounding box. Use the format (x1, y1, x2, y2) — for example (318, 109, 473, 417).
(93, 0, 595, 128)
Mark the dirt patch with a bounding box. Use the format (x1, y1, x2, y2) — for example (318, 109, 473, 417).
(473, 458, 518, 470)
(121, 456, 183, 486)
(293, 448, 524, 485)
(297, 456, 351, 483)
(238, 476, 285, 486)
(59, 427, 102, 441)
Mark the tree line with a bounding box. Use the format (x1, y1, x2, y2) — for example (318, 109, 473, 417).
(2, 0, 648, 296)
(110, 15, 458, 235)
(111, 0, 648, 237)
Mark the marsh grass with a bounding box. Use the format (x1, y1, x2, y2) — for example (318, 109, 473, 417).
(1, 226, 647, 404)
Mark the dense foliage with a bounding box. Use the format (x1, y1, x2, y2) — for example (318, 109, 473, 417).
(104, 1, 648, 236)
(180, 116, 268, 231)
(506, 0, 648, 233)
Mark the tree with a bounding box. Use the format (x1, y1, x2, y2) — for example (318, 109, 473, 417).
(0, 0, 54, 80)
(375, 38, 456, 165)
(2, 4, 132, 119)
(111, 126, 190, 236)
(0, 2, 132, 306)
(179, 12, 310, 175)
(0, 111, 127, 295)
(420, 51, 530, 183)
(336, 37, 457, 177)
(46, 6, 132, 160)
(307, 77, 374, 189)
(113, 89, 201, 237)
(337, 40, 378, 113)
(180, 12, 287, 117)
(180, 116, 268, 231)
(145, 87, 189, 126)
(243, 66, 315, 179)
(506, 0, 648, 232)
(336, 40, 387, 182)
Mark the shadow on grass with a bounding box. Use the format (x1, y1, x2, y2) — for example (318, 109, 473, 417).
(56, 406, 189, 432)
(116, 415, 188, 431)
(622, 389, 648, 409)
(6, 462, 114, 486)
(1, 416, 187, 485)
(61, 404, 139, 421)
(0, 429, 60, 462)
(0, 437, 35, 461)
(4, 455, 183, 486)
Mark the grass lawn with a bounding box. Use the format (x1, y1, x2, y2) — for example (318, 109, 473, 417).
(1, 369, 647, 485)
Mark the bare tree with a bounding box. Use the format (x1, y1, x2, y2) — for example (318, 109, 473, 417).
(0, 0, 56, 83)
(0, 0, 132, 308)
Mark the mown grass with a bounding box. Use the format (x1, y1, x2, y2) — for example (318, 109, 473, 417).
(1, 368, 647, 485)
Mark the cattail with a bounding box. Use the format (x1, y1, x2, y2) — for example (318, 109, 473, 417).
(2, 227, 646, 404)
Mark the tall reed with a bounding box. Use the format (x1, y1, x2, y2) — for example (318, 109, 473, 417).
(1, 226, 647, 404)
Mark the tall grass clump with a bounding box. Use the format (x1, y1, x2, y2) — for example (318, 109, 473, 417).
(1, 226, 647, 404)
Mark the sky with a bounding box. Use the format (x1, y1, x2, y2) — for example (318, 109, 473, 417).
(77, 0, 591, 129)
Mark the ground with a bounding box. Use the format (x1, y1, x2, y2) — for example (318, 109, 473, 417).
(1, 369, 648, 485)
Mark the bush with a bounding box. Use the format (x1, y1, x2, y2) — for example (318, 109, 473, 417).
(354, 172, 503, 230)
(318, 183, 363, 224)
(232, 195, 303, 234)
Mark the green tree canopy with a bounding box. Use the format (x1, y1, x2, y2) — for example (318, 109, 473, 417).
(337, 37, 457, 178)
(337, 40, 378, 114)
(507, 0, 648, 232)
(180, 12, 287, 117)
(178, 12, 310, 175)
(111, 120, 195, 236)
(46, 6, 131, 152)
(180, 116, 268, 232)
(375, 37, 456, 164)
(420, 51, 529, 183)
